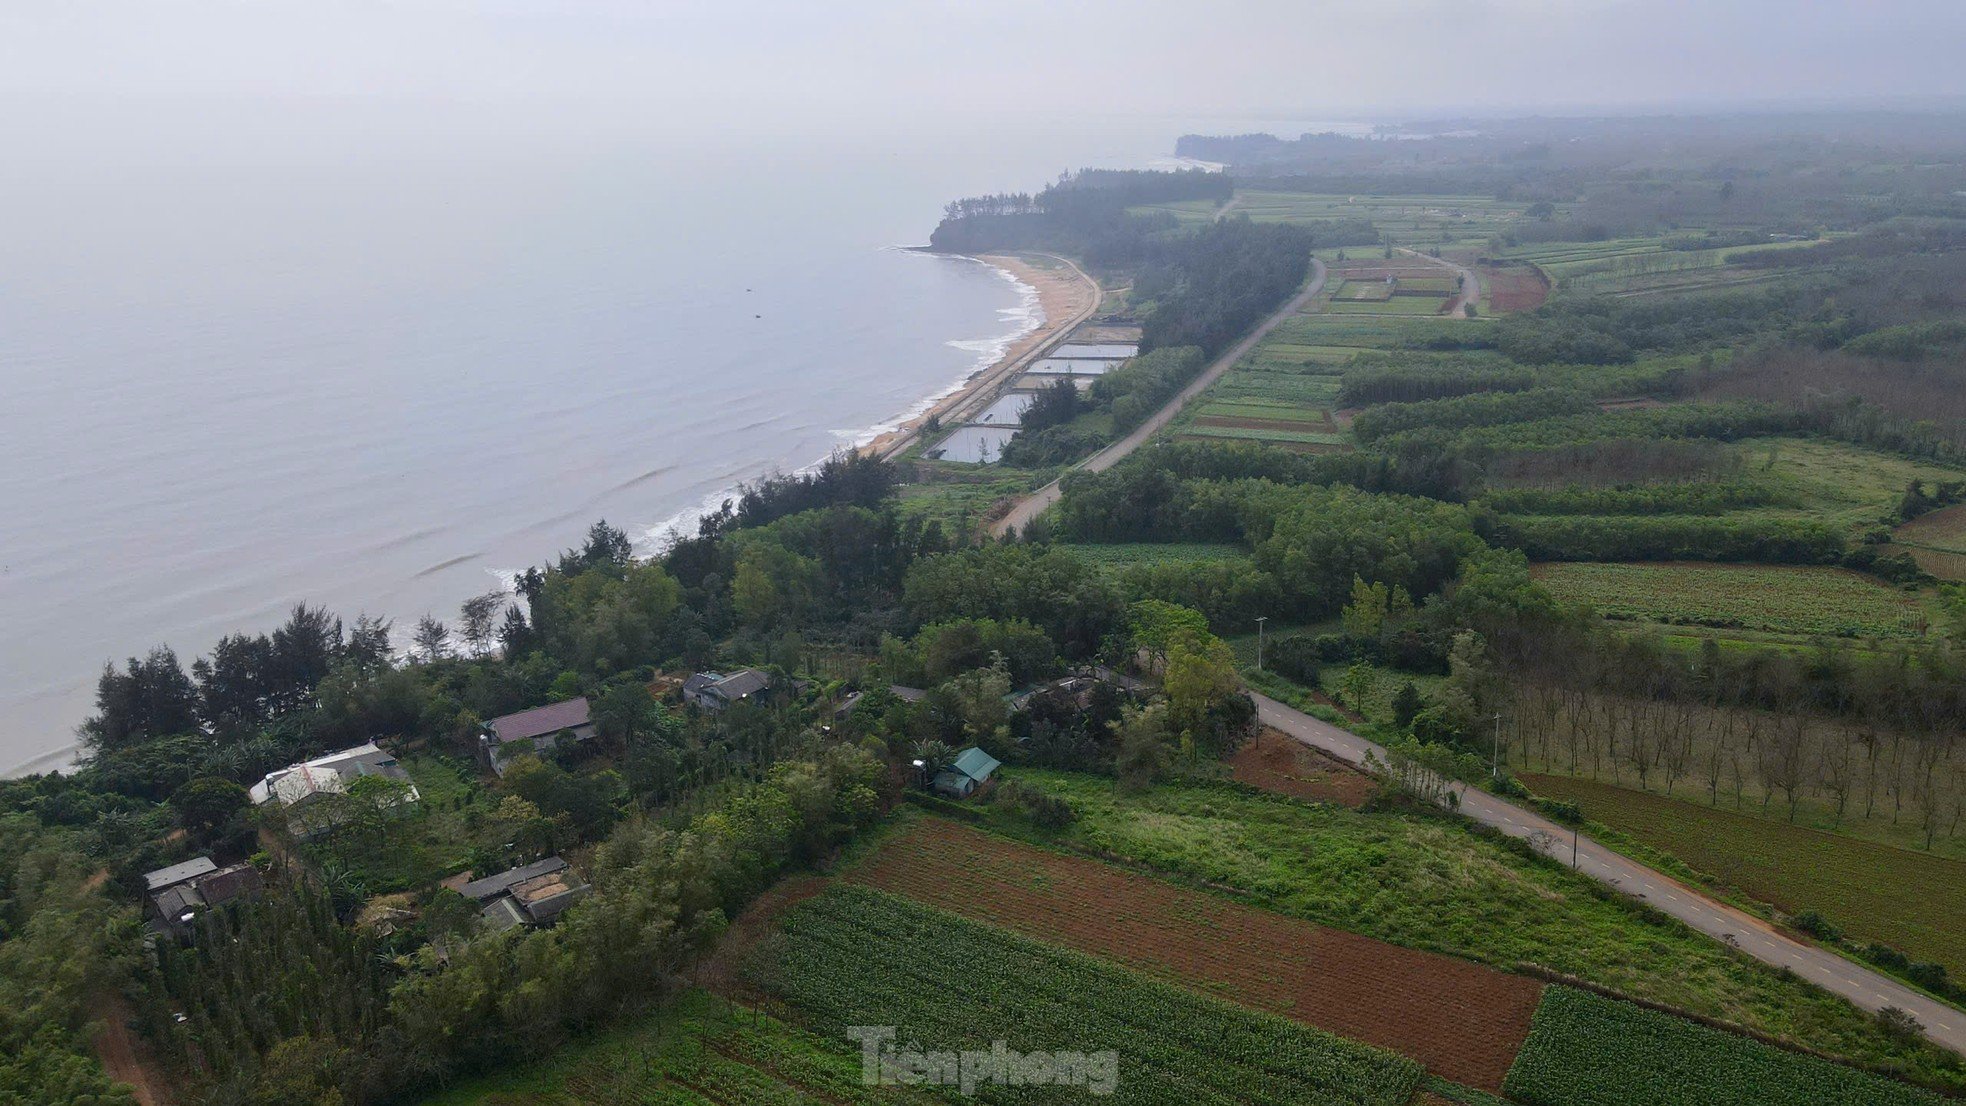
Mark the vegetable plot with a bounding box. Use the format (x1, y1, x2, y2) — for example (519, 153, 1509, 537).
(1503, 987, 1945, 1106)
(749, 885, 1423, 1106)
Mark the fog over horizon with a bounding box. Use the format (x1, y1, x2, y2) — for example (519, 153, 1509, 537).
(4, 0, 1966, 144)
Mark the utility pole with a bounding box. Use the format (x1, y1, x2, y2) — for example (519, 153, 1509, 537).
(1572, 827, 1579, 869)
(1255, 617, 1268, 672)
(1491, 712, 1503, 780)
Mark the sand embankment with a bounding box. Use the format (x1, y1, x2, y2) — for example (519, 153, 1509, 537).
(863, 253, 1099, 460)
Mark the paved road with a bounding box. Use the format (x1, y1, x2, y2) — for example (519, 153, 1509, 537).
(991, 257, 1327, 537)
(1253, 691, 1966, 1057)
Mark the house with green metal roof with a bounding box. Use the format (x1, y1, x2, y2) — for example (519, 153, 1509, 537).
(932, 746, 1000, 799)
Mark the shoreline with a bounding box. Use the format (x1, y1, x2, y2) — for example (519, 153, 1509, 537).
(636, 250, 1095, 552)
(859, 251, 1100, 462)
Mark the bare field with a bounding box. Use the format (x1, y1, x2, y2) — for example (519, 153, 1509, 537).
(849, 817, 1545, 1090)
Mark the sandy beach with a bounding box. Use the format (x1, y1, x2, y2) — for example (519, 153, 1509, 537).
(863, 252, 1100, 460)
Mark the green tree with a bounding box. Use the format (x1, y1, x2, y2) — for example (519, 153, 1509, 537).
(169, 776, 249, 837)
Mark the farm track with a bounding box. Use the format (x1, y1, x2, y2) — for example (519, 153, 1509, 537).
(1254, 692, 1966, 1058)
(848, 816, 1544, 1090)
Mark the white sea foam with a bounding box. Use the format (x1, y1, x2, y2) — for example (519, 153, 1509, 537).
(636, 255, 1045, 549)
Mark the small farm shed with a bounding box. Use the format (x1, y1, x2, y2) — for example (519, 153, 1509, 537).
(932, 747, 1001, 799)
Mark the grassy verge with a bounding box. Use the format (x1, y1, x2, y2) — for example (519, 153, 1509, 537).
(1520, 774, 1966, 975)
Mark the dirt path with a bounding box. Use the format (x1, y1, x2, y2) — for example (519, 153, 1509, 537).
(1253, 692, 1966, 1058)
(990, 257, 1327, 537)
(92, 994, 175, 1106)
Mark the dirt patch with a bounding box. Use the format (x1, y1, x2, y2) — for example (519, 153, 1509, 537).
(1193, 414, 1338, 433)
(849, 818, 1544, 1091)
(92, 994, 176, 1106)
(1479, 262, 1550, 313)
(1229, 727, 1375, 806)
(699, 875, 830, 999)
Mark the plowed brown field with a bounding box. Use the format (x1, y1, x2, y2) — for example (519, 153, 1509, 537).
(1229, 727, 1375, 805)
(849, 817, 1543, 1091)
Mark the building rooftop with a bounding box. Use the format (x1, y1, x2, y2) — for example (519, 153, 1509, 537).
(458, 857, 570, 903)
(143, 856, 218, 892)
(485, 697, 592, 742)
(952, 747, 1001, 782)
(250, 742, 417, 806)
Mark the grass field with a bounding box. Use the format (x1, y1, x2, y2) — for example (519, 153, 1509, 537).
(1893, 503, 1966, 580)
(416, 988, 936, 1105)
(970, 770, 1963, 1087)
(754, 883, 1426, 1105)
(1529, 562, 1932, 641)
(1503, 986, 1946, 1106)
(850, 816, 1542, 1089)
(1741, 437, 1966, 536)
(1519, 774, 1966, 974)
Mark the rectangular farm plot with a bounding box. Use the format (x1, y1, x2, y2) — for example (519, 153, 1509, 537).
(1503, 986, 1946, 1106)
(1529, 562, 1933, 641)
(925, 424, 1015, 464)
(1051, 342, 1137, 359)
(757, 884, 1426, 1106)
(970, 392, 1033, 426)
(847, 817, 1544, 1091)
(1029, 356, 1120, 374)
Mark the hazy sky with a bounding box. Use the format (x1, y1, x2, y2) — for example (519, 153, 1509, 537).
(4, 1, 1964, 138)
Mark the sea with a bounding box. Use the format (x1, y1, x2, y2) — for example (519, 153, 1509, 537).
(0, 109, 1342, 774)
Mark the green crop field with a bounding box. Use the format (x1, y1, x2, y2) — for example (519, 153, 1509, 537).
(1195, 399, 1330, 420)
(417, 989, 936, 1105)
(1183, 424, 1351, 445)
(1529, 562, 1932, 640)
(1335, 279, 1395, 301)
(1274, 313, 1483, 348)
(1520, 774, 1966, 973)
(1325, 292, 1450, 316)
(1503, 987, 1945, 1106)
(970, 771, 1962, 1087)
(753, 884, 1425, 1106)
(1210, 370, 1345, 406)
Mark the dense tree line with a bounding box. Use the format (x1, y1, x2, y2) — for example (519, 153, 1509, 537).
(1351, 387, 1599, 443)
(1475, 479, 1780, 517)
(999, 347, 1207, 468)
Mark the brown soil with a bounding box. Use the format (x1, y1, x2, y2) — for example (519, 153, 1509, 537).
(1193, 414, 1338, 433)
(1597, 396, 1667, 412)
(849, 818, 1544, 1091)
(1479, 262, 1550, 313)
(92, 994, 176, 1106)
(699, 875, 830, 999)
(1229, 727, 1376, 806)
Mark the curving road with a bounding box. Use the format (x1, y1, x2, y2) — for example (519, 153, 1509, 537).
(1254, 692, 1966, 1057)
(991, 257, 1327, 537)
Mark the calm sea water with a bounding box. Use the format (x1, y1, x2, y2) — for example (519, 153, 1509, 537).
(0, 111, 1256, 773)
